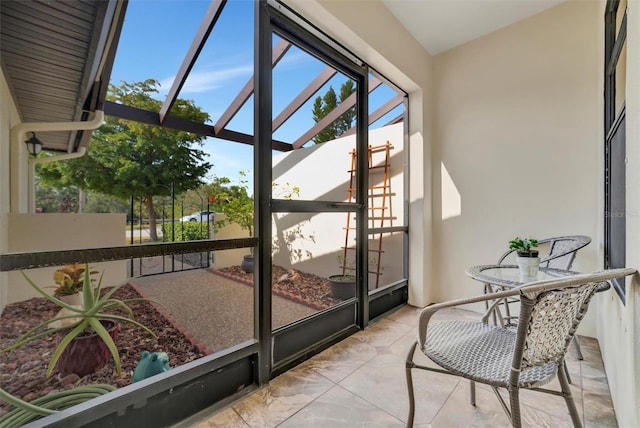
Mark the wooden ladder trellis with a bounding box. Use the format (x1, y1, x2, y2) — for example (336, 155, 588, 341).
(340, 141, 393, 289)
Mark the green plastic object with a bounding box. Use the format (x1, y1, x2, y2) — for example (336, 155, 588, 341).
(132, 351, 170, 382)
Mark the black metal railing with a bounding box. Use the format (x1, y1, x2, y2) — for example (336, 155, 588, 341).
(127, 193, 213, 277)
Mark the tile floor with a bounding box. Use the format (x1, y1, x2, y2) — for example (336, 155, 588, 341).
(177, 305, 617, 427)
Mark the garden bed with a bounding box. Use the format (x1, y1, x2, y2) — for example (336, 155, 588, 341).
(213, 265, 341, 310)
(0, 284, 205, 416)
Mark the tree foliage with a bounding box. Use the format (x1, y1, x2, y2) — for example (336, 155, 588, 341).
(37, 79, 211, 240)
(35, 180, 79, 213)
(214, 171, 254, 236)
(311, 80, 356, 144)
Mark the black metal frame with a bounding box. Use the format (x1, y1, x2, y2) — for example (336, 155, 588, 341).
(259, 0, 371, 379)
(604, 0, 627, 301)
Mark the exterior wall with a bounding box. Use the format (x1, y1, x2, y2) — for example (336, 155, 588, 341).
(6, 214, 126, 304)
(211, 213, 251, 269)
(271, 124, 405, 288)
(598, 1, 640, 426)
(432, 1, 601, 309)
(284, 0, 435, 306)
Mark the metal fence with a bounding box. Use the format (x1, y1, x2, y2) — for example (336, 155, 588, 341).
(127, 194, 213, 278)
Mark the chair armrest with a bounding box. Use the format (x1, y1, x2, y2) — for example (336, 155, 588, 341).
(417, 267, 637, 348)
(417, 287, 523, 348)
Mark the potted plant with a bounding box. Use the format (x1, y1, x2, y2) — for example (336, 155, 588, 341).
(49, 264, 98, 306)
(328, 255, 357, 300)
(2, 263, 157, 378)
(508, 237, 540, 277)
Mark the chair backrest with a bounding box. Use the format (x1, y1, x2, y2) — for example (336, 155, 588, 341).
(512, 268, 633, 372)
(497, 235, 591, 270)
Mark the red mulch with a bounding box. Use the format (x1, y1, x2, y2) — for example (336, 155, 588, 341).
(212, 265, 341, 310)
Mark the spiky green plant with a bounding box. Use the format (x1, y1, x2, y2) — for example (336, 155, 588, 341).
(1, 264, 157, 377)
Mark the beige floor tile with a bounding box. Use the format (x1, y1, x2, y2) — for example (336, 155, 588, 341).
(431, 382, 512, 428)
(231, 365, 334, 428)
(279, 385, 404, 427)
(191, 407, 250, 428)
(339, 352, 460, 425)
(302, 335, 379, 383)
(353, 317, 413, 347)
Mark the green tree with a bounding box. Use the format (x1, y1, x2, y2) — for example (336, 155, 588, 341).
(311, 80, 356, 144)
(35, 181, 79, 213)
(37, 79, 211, 240)
(84, 191, 129, 214)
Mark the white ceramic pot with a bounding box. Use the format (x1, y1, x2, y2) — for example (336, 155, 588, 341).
(58, 293, 82, 306)
(516, 256, 540, 279)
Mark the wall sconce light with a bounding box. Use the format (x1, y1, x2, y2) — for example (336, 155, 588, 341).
(24, 132, 43, 156)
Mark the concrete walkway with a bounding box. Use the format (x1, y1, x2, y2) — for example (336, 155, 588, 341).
(130, 269, 317, 353)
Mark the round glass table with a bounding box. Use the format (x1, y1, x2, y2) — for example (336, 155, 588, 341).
(465, 264, 578, 288)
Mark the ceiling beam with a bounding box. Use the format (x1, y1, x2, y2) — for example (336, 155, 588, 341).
(104, 101, 293, 152)
(342, 93, 403, 137)
(272, 66, 336, 132)
(292, 77, 382, 149)
(213, 38, 291, 133)
(159, 0, 226, 123)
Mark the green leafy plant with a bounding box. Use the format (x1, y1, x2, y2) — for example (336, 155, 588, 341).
(215, 171, 254, 237)
(508, 237, 539, 256)
(1, 264, 157, 377)
(50, 264, 98, 296)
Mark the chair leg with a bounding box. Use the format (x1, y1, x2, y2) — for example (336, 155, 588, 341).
(508, 387, 522, 428)
(572, 336, 584, 361)
(405, 341, 418, 427)
(558, 359, 583, 428)
(564, 360, 572, 385)
(469, 380, 476, 406)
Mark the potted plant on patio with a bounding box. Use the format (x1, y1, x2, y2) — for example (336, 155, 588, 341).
(49, 264, 98, 306)
(508, 237, 540, 277)
(2, 263, 157, 378)
(328, 255, 357, 300)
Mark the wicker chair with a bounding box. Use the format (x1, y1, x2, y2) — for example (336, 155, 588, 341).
(494, 235, 593, 359)
(405, 268, 636, 428)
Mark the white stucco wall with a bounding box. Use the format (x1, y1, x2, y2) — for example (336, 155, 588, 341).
(432, 1, 601, 318)
(5, 214, 127, 305)
(271, 123, 405, 288)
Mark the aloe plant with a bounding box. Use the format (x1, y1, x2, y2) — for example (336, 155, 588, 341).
(1, 264, 157, 377)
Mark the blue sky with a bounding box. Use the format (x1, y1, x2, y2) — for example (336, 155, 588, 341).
(109, 0, 401, 189)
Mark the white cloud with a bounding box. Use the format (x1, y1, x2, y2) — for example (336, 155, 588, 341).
(158, 64, 253, 95)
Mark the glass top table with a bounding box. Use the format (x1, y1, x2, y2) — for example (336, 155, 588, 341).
(465, 264, 578, 288)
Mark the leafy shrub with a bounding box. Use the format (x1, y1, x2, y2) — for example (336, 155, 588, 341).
(162, 221, 210, 242)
